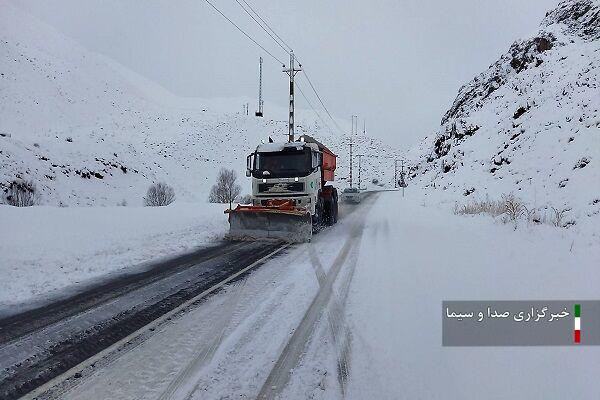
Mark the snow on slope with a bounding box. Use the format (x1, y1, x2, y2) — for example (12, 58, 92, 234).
(0, 203, 228, 310)
(408, 0, 600, 238)
(0, 3, 400, 207)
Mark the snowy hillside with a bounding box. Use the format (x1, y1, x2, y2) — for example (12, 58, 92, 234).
(0, 3, 399, 207)
(408, 0, 599, 236)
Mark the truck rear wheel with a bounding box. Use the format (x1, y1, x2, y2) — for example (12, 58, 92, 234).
(329, 189, 338, 225)
(321, 186, 338, 226)
(332, 189, 338, 223)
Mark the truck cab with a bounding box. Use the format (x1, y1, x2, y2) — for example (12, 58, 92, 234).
(247, 141, 321, 214)
(245, 135, 338, 225)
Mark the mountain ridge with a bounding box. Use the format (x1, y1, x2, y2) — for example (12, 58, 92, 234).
(409, 0, 599, 236)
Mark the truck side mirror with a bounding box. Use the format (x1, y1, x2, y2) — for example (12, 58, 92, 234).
(312, 152, 320, 169)
(246, 153, 254, 177)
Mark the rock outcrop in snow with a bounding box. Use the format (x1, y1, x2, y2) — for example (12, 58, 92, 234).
(410, 0, 600, 235)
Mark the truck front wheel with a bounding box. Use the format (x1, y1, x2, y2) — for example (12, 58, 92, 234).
(313, 197, 324, 229)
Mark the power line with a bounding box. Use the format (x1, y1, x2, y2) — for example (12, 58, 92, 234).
(296, 81, 333, 134)
(203, 0, 285, 65)
(300, 66, 345, 134)
(234, 0, 289, 54)
(206, 0, 344, 136)
(296, 83, 332, 133)
(229, 0, 343, 135)
(237, 0, 293, 52)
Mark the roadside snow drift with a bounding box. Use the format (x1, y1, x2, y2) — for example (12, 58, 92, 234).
(0, 203, 227, 310)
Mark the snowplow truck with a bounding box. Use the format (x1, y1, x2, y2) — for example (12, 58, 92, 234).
(226, 134, 338, 242)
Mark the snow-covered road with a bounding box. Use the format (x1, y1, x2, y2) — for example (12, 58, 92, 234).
(45, 190, 600, 400)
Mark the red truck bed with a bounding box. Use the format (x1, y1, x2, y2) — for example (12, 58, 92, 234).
(321, 147, 336, 182)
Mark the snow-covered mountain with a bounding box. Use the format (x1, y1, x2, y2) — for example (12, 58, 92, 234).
(0, 3, 399, 207)
(409, 0, 599, 234)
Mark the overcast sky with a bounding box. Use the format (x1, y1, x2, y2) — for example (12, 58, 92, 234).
(14, 0, 560, 148)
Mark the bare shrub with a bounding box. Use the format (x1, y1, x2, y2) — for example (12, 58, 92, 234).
(144, 182, 175, 206)
(454, 195, 504, 217)
(524, 206, 543, 224)
(550, 207, 569, 227)
(209, 168, 241, 209)
(4, 179, 39, 207)
(502, 193, 525, 221)
(455, 193, 573, 230)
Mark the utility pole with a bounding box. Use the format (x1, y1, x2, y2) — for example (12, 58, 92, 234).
(401, 160, 405, 197)
(394, 159, 398, 189)
(349, 115, 357, 188)
(283, 51, 302, 142)
(349, 141, 353, 188)
(255, 57, 264, 117)
(357, 154, 364, 190)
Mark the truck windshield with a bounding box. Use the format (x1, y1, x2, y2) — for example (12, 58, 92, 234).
(255, 150, 312, 177)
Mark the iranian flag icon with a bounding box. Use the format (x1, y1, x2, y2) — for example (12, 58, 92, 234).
(574, 304, 581, 344)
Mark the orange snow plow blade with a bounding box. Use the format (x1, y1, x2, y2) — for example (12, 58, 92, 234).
(225, 201, 312, 243)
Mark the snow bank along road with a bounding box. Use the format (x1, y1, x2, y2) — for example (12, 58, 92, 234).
(0, 194, 372, 399)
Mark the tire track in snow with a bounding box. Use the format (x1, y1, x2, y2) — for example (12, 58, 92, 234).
(155, 243, 311, 400)
(19, 242, 289, 400)
(330, 235, 363, 396)
(309, 245, 352, 396)
(257, 199, 372, 400)
(308, 202, 371, 398)
(157, 279, 249, 400)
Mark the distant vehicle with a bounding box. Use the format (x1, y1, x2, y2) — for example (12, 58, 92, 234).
(342, 187, 361, 203)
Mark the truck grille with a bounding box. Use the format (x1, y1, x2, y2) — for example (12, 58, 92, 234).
(258, 182, 304, 193)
